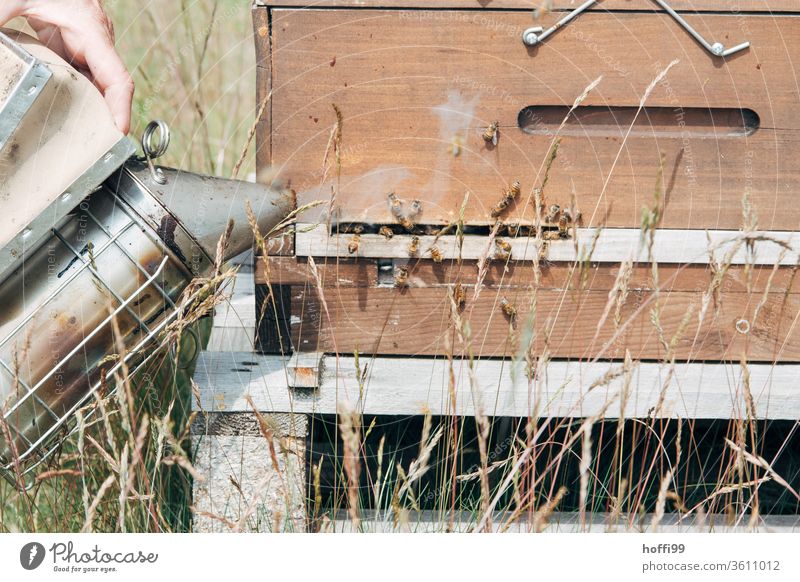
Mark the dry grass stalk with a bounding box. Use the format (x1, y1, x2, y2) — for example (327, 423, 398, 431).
(338, 405, 362, 529)
(651, 469, 674, 530)
(532, 486, 568, 533)
(725, 439, 800, 501)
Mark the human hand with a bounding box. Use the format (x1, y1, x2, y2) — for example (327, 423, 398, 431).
(0, 0, 134, 134)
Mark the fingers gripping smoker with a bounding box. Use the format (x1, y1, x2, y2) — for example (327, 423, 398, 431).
(0, 30, 294, 487)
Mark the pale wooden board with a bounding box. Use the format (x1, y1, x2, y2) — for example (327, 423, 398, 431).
(290, 286, 800, 361)
(207, 265, 257, 353)
(321, 510, 800, 533)
(269, 10, 800, 230)
(193, 352, 800, 419)
(259, 1, 798, 11)
(296, 224, 800, 265)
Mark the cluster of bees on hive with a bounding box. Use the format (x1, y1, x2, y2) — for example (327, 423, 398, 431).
(346, 121, 581, 291)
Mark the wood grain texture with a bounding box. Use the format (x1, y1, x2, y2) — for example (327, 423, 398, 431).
(296, 224, 800, 264)
(193, 352, 800, 419)
(253, 7, 272, 177)
(259, 1, 799, 12)
(289, 285, 800, 360)
(268, 9, 800, 230)
(253, 7, 296, 256)
(257, 256, 800, 293)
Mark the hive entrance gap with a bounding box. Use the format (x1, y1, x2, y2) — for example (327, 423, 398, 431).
(518, 105, 760, 138)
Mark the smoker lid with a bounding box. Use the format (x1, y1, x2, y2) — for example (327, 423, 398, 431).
(0, 29, 136, 283)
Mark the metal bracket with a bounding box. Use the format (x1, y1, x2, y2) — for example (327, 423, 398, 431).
(522, 0, 750, 58)
(287, 352, 323, 389)
(0, 30, 52, 152)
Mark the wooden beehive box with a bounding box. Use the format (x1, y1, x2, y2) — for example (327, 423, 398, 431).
(254, 0, 800, 366)
(190, 0, 800, 532)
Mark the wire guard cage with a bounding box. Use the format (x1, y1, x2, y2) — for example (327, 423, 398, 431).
(0, 182, 201, 488)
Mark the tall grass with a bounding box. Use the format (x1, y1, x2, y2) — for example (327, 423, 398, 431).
(0, 0, 255, 533)
(3, 2, 799, 535)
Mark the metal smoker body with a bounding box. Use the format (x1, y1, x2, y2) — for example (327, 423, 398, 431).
(0, 30, 293, 486)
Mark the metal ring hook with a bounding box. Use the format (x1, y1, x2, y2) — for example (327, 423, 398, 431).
(170, 325, 200, 370)
(140, 120, 170, 185)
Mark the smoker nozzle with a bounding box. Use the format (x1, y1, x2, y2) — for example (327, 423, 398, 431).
(120, 161, 295, 268)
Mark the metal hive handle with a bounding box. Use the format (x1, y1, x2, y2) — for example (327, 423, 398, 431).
(522, 0, 750, 59)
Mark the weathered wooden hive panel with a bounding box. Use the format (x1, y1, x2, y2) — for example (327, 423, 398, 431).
(191, 1, 800, 532)
(255, 0, 800, 364)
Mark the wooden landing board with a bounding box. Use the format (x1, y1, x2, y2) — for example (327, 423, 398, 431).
(193, 352, 800, 419)
(268, 9, 800, 230)
(321, 511, 800, 533)
(296, 225, 800, 265)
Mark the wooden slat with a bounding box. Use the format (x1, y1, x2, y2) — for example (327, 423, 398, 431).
(257, 256, 800, 293)
(207, 265, 256, 353)
(259, 1, 798, 12)
(193, 352, 800, 419)
(322, 511, 800, 533)
(270, 10, 800, 230)
(253, 7, 296, 256)
(290, 285, 800, 361)
(296, 224, 800, 265)
(253, 7, 272, 179)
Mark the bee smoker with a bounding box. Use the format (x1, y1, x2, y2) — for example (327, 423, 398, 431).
(0, 30, 293, 487)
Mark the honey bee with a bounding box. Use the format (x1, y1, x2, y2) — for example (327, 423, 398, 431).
(399, 199, 422, 231)
(545, 204, 561, 223)
(394, 266, 409, 288)
(408, 235, 420, 256)
(451, 135, 463, 157)
(500, 297, 517, 321)
(388, 191, 402, 213)
(495, 238, 512, 260)
(379, 226, 394, 239)
(428, 245, 444, 263)
(490, 181, 521, 218)
(490, 198, 510, 218)
(348, 233, 361, 254)
(557, 216, 569, 237)
(482, 121, 499, 146)
(453, 283, 466, 309)
(542, 230, 562, 241)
